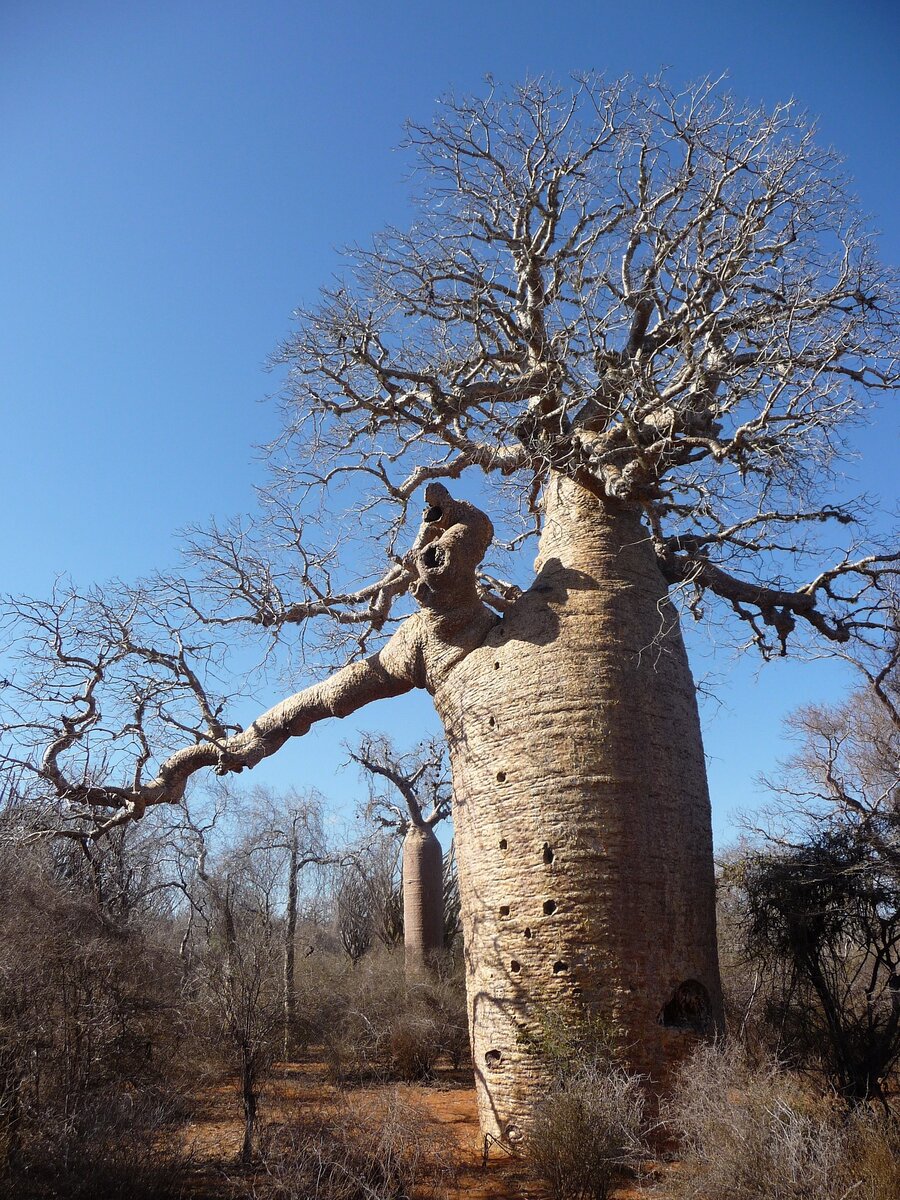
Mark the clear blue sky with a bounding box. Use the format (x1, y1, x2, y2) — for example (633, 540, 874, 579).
(2, 0, 898, 846)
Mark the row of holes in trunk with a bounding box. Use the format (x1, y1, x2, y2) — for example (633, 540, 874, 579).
(509, 959, 569, 975)
(497, 838, 554, 865)
(499, 898, 557, 918)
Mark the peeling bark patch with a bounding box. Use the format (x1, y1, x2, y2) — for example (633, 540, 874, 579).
(499, 905, 510, 918)
(552, 960, 569, 974)
(510, 960, 521, 973)
(658, 979, 712, 1032)
(542, 899, 557, 915)
(542, 843, 554, 864)
(485, 1050, 502, 1071)
(496, 771, 507, 783)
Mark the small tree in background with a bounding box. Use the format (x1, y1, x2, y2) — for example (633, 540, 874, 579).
(725, 663, 900, 1104)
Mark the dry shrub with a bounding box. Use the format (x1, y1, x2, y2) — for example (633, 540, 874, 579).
(251, 1088, 456, 1199)
(300, 949, 468, 1082)
(0, 841, 194, 1197)
(841, 1113, 900, 1200)
(16, 1084, 190, 1199)
(666, 1041, 900, 1200)
(526, 1060, 647, 1200)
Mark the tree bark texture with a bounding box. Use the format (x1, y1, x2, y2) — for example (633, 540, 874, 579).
(401, 825, 445, 975)
(432, 475, 723, 1143)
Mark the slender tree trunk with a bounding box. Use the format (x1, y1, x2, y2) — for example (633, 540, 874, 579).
(240, 1056, 257, 1165)
(402, 824, 445, 976)
(283, 833, 298, 1059)
(433, 474, 723, 1143)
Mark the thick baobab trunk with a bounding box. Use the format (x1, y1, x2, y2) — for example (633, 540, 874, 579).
(401, 824, 445, 975)
(433, 475, 722, 1144)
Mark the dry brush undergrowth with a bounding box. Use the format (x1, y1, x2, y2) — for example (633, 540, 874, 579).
(249, 1088, 457, 1200)
(519, 1011, 650, 1200)
(662, 1042, 900, 1200)
(0, 839, 196, 1199)
(296, 948, 469, 1084)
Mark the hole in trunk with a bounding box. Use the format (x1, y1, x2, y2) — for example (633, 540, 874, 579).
(499, 838, 508, 850)
(424, 505, 443, 524)
(496, 771, 507, 783)
(505, 1123, 522, 1144)
(488, 715, 496, 727)
(421, 544, 445, 569)
(553, 960, 569, 974)
(485, 1049, 502, 1070)
(493, 661, 501, 669)
(542, 843, 554, 864)
(658, 980, 712, 1032)
(543, 899, 557, 915)
(510, 960, 521, 973)
(572, 986, 582, 996)
(499, 905, 510, 918)
(523, 927, 533, 939)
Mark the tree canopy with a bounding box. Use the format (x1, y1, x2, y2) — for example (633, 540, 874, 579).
(2, 74, 898, 834)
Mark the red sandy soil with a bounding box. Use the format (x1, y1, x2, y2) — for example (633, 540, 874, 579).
(177, 1055, 675, 1199)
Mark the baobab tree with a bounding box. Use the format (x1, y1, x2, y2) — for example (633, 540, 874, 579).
(351, 734, 452, 975)
(3, 76, 899, 1143)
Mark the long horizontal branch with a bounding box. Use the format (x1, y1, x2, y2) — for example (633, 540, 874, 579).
(42, 633, 418, 838)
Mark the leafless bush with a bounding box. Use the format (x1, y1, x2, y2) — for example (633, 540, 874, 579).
(250, 1088, 456, 1199)
(0, 832, 194, 1194)
(15, 1083, 190, 1199)
(299, 949, 468, 1082)
(525, 1059, 647, 1200)
(665, 1041, 900, 1200)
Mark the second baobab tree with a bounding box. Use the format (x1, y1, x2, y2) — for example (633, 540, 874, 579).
(351, 734, 453, 976)
(3, 76, 899, 1143)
